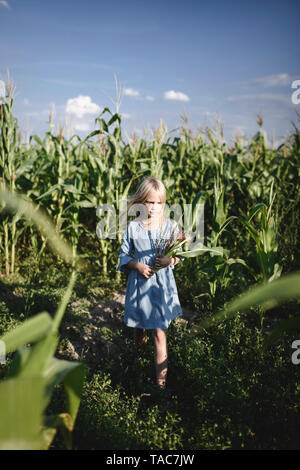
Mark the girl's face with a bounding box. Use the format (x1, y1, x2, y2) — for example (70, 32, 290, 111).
(144, 190, 164, 219)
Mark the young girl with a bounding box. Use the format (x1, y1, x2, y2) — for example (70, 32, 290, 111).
(116, 176, 184, 390)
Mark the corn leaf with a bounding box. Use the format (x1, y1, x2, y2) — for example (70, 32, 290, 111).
(18, 333, 58, 378)
(197, 271, 300, 331)
(43, 359, 85, 424)
(0, 377, 48, 450)
(0, 312, 53, 354)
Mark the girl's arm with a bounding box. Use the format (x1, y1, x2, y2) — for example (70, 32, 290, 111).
(127, 260, 140, 270)
(117, 223, 154, 279)
(116, 224, 134, 273)
(127, 259, 154, 279)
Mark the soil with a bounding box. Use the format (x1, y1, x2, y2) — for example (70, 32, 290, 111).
(58, 290, 199, 367)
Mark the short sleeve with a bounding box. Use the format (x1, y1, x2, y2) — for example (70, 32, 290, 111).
(116, 224, 134, 274)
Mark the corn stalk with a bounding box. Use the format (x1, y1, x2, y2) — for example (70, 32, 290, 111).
(0, 76, 37, 275)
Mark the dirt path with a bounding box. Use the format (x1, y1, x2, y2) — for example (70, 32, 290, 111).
(58, 290, 198, 366)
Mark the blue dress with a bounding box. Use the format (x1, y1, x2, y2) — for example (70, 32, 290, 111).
(116, 218, 184, 330)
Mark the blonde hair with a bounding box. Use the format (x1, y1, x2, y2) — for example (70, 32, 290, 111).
(127, 176, 166, 223)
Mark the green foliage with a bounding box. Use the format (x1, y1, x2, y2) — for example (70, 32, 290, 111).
(168, 315, 300, 450)
(0, 272, 85, 450)
(0, 186, 86, 450)
(197, 270, 300, 344)
(1, 257, 300, 450)
(0, 89, 300, 450)
(74, 371, 184, 450)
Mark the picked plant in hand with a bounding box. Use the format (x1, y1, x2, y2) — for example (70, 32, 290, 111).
(153, 227, 188, 272)
(153, 223, 223, 273)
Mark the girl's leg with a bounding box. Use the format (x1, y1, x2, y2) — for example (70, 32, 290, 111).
(152, 328, 168, 389)
(134, 328, 147, 355)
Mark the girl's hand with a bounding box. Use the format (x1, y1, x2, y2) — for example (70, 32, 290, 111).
(137, 262, 154, 279)
(155, 256, 172, 270)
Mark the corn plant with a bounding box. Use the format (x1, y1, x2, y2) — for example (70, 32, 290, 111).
(0, 270, 85, 450)
(0, 76, 38, 275)
(0, 185, 86, 271)
(148, 120, 168, 180)
(0, 186, 87, 450)
(152, 191, 224, 273)
(196, 270, 300, 349)
(79, 108, 128, 275)
(197, 176, 246, 305)
(238, 180, 282, 285)
(29, 129, 86, 267)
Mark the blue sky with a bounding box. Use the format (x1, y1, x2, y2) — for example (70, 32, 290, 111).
(0, 0, 299, 145)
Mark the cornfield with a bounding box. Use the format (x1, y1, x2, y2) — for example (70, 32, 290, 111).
(0, 76, 300, 450)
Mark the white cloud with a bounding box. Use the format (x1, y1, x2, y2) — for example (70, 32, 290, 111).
(23, 98, 30, 106)
(226, 93, 291, 105)
(121, 113, 132, 119)
(0, 1, 10, 9)
(66, 95, 101, 118)
(121, 88, 155, 102)
(74, 122, 91, 132)
(243, 73, 294, 89)
(123, 88, 140, 98)
(164, 90, 190, 102)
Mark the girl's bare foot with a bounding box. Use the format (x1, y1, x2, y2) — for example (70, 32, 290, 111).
(157, 377, 166, 390)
